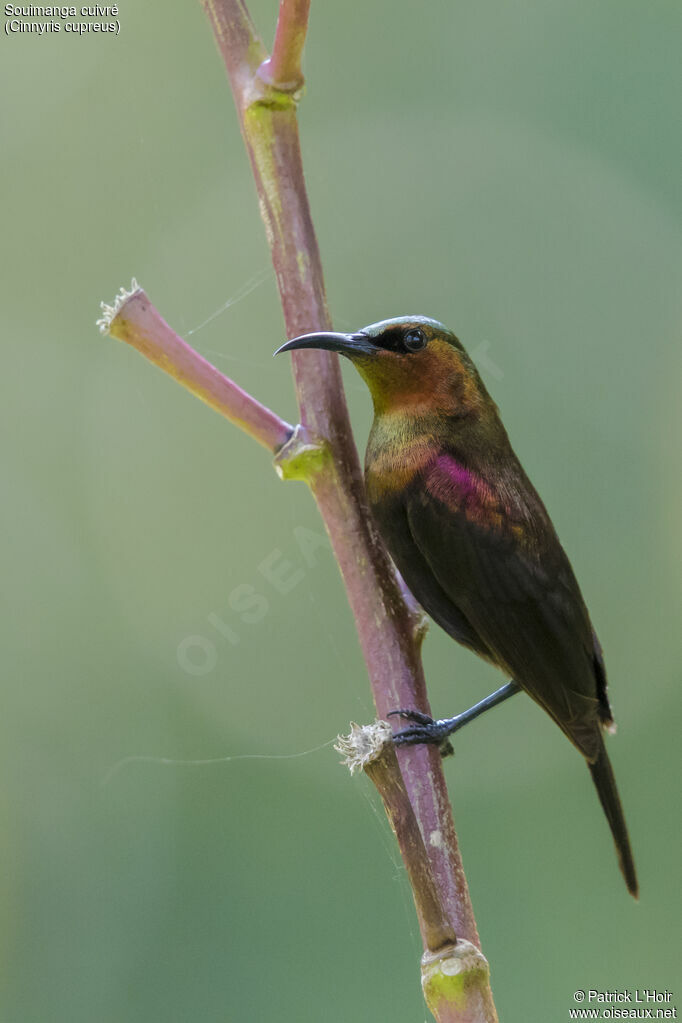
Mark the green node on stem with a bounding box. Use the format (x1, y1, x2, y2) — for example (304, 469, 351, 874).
(421, 942, 492, 1021)
(273, 423, 331, 482)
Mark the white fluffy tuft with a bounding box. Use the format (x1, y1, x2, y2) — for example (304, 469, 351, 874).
(96, 278, 141, 334)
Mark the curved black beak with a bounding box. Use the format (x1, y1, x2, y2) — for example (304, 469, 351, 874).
(274, 331, 377, 358)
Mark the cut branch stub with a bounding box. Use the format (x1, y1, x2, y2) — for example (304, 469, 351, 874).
(97, 282, 293, 455)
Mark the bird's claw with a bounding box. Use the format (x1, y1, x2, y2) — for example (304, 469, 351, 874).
(389, 709, 456, 758)
(387, 708, 434, 726)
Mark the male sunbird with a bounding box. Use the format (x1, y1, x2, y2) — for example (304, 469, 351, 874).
(276, 316, 637, 896)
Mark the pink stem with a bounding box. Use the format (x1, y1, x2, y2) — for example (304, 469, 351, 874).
(103, 288, 293, 453)
(201, 0, 484, 951)
(258, 0, 311, 92)
(194, 4, 501, 1019)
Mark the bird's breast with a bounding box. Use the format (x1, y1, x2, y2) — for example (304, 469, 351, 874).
(364, 415, 436, 506)
(365, 414, 534, 541)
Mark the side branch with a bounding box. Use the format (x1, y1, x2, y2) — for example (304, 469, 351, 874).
(97, 282, 293, 454)
(258, 0, 311, 92)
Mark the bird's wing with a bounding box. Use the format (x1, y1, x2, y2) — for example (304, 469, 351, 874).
(405, 456, 602, 759)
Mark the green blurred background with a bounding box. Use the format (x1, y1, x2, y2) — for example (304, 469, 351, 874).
(2, 1, 680, 1019)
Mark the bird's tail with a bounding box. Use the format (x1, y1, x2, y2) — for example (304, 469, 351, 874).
(588, 735, 638, 898)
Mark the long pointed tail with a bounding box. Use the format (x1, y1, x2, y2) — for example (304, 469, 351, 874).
(588, 736, 638, 898)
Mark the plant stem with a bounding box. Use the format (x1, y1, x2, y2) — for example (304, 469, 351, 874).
(100, 1, 500, 1017)
(258, 0, 310, 92)
(337, 722, 496, 1023)
(202, 0, 496, 1001)
(213, 0, 476, 916)
(97, 281, 293, 453)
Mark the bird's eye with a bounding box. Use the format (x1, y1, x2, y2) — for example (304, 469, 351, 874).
(403, 327, 427, 352)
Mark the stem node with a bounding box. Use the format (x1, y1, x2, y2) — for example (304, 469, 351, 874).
(273, 423, 330, 481)
(421, 943, 494, 1023)
(256, 58, 305, 100)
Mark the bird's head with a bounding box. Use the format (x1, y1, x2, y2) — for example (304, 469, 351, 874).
(275, 316, 489, 418)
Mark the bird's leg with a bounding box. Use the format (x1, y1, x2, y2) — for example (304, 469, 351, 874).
(389, 681, 521, 757)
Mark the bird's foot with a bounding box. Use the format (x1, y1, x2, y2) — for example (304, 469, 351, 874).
(387, 709, 463, 758)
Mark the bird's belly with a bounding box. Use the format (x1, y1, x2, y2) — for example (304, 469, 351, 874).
(370, 492, 494, 661)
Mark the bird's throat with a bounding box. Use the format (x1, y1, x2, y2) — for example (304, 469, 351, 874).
(364, 411, 450, 501)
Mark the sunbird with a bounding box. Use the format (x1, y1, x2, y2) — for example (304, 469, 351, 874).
(276, 316, 637, 897)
